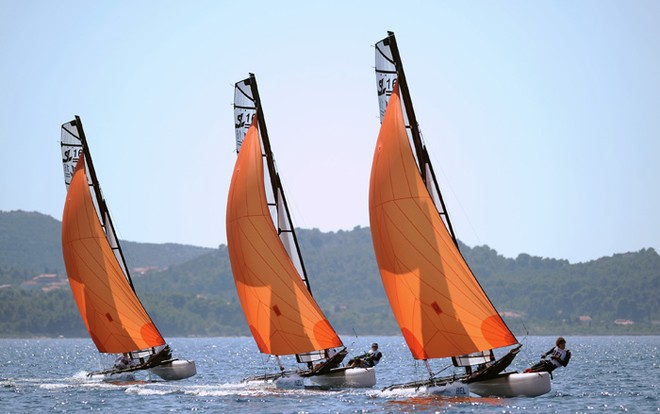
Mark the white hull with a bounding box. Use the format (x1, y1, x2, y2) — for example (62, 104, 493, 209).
(99, 372, 136, 382)
(150, 359, 197, 381)
(469, 372, 551, 397)
(308, 367, 376, 388)
(274, 375, 305, 389)
(422, 381, 469, 397)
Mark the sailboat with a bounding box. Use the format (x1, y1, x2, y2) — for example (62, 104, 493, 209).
(226, 74, 376, 388)
(60, 116, 196, 381)
(369, 32, 551, 397)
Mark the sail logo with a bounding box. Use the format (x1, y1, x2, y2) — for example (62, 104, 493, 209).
(377, 76, 397, 97)
(235, 111, 255, 130)
(235, 110, 256, 152)
(62, 148, 82, 164)
(235, 112, 246, 129)
(62, 149, 74, 163)
(62, 148, 82, 183)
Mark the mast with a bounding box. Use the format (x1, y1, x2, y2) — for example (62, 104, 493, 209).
(243, 74, 312, 293)
(380, 32, 460, 247)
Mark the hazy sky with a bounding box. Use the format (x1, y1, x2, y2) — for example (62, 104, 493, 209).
(1, 1, 659, 263)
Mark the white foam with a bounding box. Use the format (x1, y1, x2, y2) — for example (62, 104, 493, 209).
(71, 371, 92, 381)
(377, 387, 419, 398)
(125, 385, 173, 396)
(39, 383, 71, 390)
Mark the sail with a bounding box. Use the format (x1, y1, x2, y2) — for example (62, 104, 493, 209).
(229, 75, 342, 357)
(369, 63, 517, 359)
(226, 117, 342, 356)
(61, 118, 165, 354)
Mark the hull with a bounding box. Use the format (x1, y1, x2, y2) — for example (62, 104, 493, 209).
(150, 359, 197, 381)
(469, 372, 551, 397)
(308, 367, 376, 388)
(383, 376, 469, 397)
(274, 374, 305, 389)
(423, 381, 469, 397)
(96, 372, 136, 382)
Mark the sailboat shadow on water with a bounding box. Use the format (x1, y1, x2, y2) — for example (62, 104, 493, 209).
(369, 32, 551, 398)
(226, 74, 376, 389)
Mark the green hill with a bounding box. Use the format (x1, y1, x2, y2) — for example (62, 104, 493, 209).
(0, 210, 214, 281)
(0, 210, 658, 338)
(0, 210, 64, 274)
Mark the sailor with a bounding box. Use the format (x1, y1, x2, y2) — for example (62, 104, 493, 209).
(114, 353, 132, 370)
(367, 343, 383, 367)
(525, 336, 571, 373)
(346, 343, 382, 368)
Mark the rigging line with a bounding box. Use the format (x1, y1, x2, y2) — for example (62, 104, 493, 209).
(424, 138, 483, 247)
(277, 173, 309, 231)
(429, 363, 453, 379)
(100, 199, 136, 275)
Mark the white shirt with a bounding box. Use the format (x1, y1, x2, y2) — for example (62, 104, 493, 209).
(549, 346, 567, 367)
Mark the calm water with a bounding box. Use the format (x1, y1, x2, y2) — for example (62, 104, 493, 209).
(1, 336, 657, 413)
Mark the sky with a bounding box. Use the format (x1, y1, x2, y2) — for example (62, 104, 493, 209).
(1, 1, 659, 263)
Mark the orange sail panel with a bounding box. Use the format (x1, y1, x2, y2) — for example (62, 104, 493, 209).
(226, 120, 342, 356)
(369, 87, 517, 360)
(61, 156, 165, 354)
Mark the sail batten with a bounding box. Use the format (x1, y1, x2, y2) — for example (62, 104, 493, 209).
(370, 33, 517, 361)
(228, 75, 342, 357)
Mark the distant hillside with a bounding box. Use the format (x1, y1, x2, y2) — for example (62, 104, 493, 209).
(0, 210, 214, 281)
(0, 211, 64, 274)
(464, 245, 660, 334)
(0, 211, 658, 337)
(133, 226, 660, 336)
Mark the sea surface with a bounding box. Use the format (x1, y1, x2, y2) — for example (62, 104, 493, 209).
(1, 336, 657, 413)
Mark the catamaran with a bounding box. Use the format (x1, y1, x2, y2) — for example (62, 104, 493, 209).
(369, 32, 551, 397)
(60, 116, 196, 381)
(226, 74, 376, 388)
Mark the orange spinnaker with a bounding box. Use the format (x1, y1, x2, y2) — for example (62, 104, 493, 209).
(226, 119, 342, 356)
(369, 86, 516, 360)
(62, 156, 164, 354)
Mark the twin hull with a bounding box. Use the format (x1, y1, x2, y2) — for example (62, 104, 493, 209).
(272, 367, 377, 389)
(469, 372, 552, 398)
(149, 359, 197, 381)
(308, 367, 377, 388)
(383, 371, 551, 398)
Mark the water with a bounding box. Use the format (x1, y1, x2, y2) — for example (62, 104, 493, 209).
(1, 336, 657, 412)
